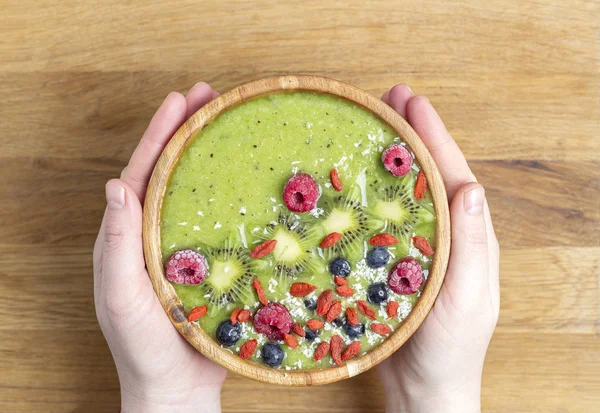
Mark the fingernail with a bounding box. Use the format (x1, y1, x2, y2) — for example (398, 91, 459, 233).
(464, 186, 485, 215)
(404, 85, 413, 96)
(106, 181, 125, 210)
(187, 81, 208, 94)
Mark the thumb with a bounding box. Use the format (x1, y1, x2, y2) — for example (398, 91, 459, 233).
(94, 179, 147, 311)
(444, 182, 489, 304)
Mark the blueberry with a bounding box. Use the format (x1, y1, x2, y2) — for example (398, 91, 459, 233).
(368, 282, 389, 304)
(262, 343, 285, 367)
(329, 257, 351, 277)
(304, 298, 317, 311)
(343, 322, 365, 338)
(366, 247, 390, 268)
(216, 320, 242, 346)
(332, 317, 344, 327)
(304, 328, 319, 341)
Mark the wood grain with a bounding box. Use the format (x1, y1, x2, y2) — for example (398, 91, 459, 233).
(0, 0, 598, 410)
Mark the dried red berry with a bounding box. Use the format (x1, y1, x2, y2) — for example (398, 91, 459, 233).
(334, 276, 348, 286)
(357, 300, 377, 320)
(330, 169, 343, 191)
(239, 339, 257, 359)
(330, 335, 343, 366)
(341, 341, 361, 361)
(369, 233, 399, 246)
(320, 232, 343, 248)
(306, 319, 325, 330)
(316, 290, 333, 316)
(371, 323, 392, 335)
(292, 322, 306, 337)
(290, 282, 317, 297)
(412, 236, 435, 256)
(314, 342, 330, 361)
(326, 300, 342, 322)
(346, 308, 360, 326)
(250, 240, 277, 259)
(230, 308, 240, 325)
(187, 305, 207, 322)
(336, 285, 354, 297)
(387, 301, 399, 318)
(414, 170, 427, 199)
(284, 333, 299, 349)
(237, 309, 252, 322)
(252, 278, 268, 306)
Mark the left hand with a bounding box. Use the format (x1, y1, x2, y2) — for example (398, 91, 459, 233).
(93, 82, 226, 413)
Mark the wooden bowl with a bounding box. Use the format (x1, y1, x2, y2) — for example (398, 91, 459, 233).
(143, 75, 451, 386)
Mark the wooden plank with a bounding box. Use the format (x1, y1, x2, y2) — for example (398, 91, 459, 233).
(0, 245, 596, 334)
(1, 1, 598, 74)
(0, 71, 597, 162)
(0, 330, 597, 412)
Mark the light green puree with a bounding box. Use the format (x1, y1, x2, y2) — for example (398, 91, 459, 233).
(161, 91, 436, 370)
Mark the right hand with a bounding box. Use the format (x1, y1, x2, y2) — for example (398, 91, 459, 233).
(377, 85, 500, 413)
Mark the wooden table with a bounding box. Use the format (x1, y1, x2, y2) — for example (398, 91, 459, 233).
(1, 1, 598, 412)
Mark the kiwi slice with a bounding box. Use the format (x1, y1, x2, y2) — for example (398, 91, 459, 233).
(372, 178, 434, 240)
(263, 213, 317, 278)
(201, 246, 254, 306)
(320, 195, 370, 255)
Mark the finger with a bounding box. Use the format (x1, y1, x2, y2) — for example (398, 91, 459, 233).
(384, 84, 413, 119)
(185, 81, 218, 119)
(121, 92, 187, 200)
(94, 179, 148, 307)
(484, 200, 500, 314)
(406, 96, 474, 200)
(444, 182, 489, 303)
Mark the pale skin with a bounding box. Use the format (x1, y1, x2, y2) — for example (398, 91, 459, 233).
(93, 82, 499, 413)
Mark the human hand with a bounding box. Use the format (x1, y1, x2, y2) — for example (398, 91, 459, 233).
(93, 82, 226, 413)
(377, 85, 500, 413)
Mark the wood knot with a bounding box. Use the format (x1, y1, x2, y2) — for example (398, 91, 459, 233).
(170, 304, 186, 323)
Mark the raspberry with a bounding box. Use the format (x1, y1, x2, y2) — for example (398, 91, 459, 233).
(282, 173, 320, 213)
(165, 249, 207, 285)
(381, 144, 413, 177)
(253, 302, 293, 340)
(388, 257, 423, 294)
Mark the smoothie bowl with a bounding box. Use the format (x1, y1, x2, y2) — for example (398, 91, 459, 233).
(143, 76, 450, 386)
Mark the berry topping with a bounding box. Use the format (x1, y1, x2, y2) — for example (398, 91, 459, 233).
(329, 257, 351, 277)
(253, 302, 293, 340)
(252, 278, 268, 306)
(282, 173, 320, 213)
(250, 239, 277, 259)
(330, 169, 343, 192)
(412, 236, 435, 256)
(366, 247, 390, 268)
(345, 308, 360, 326)
(388, 257, 423, 295)
(262, 343, 285, 367)
(368, 282, 389, 304)
(387, 301, 399, 318)
(239, 339, 258, 359)
(414, 170, 427, 199)
(165, 249, 208, 285)
(304, 298, 317, 311)
(336, 285, 354, 297)
(343, 322, 365, 338)
(304, 328, 319, 341)
(320, 232, 343, 248)
(314, 342, 330, 361)
(381, 144, 413, 177)
(332, 317, 344, 328)
(290, 282, 317, 297)
(369, 233, 399, 246)
(216, 320, 242, 347)
(316, 290, 333, 316)
(187, 305, 207, 322)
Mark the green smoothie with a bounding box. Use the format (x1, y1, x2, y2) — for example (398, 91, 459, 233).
(161, 91, 436, 370)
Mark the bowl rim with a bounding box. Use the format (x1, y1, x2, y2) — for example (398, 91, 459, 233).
(142, 75, 451, 386)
